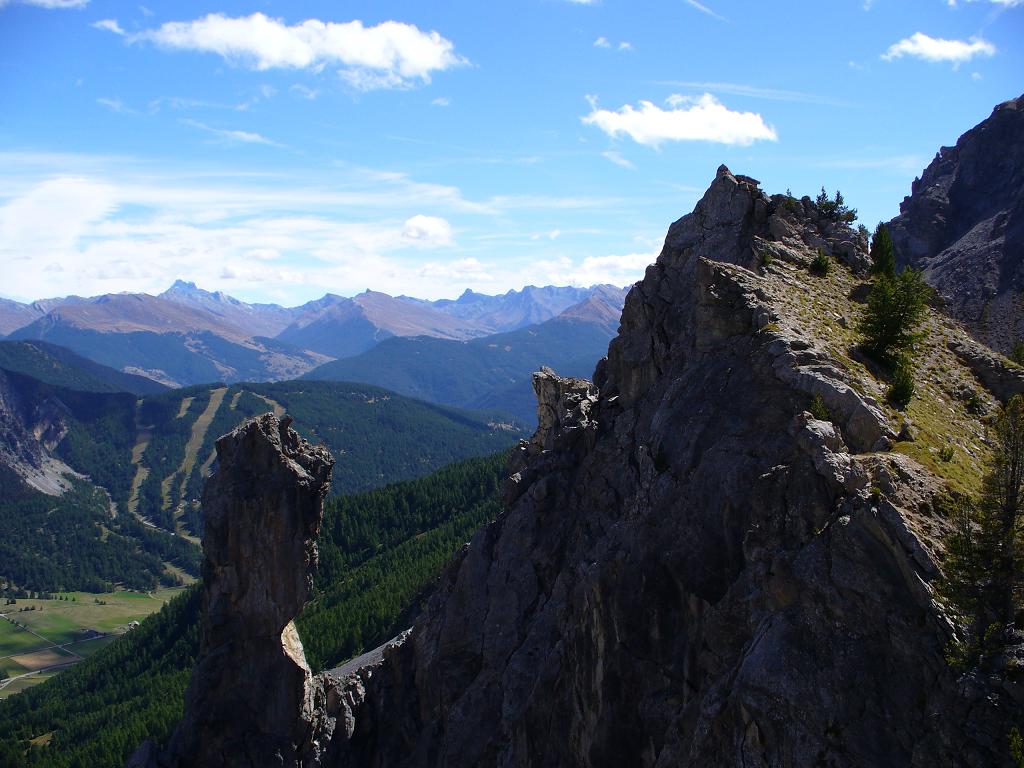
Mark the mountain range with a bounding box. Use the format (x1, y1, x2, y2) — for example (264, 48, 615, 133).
(303, 288, 628, 423)
(2, 93, 1024, 768)
(0, 282, 629, 391)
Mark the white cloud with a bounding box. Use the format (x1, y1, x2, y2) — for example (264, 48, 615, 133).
(0, 154, 652, 303)
(0, 177, 117, 276)
(180, 119, 281, 146)
(0, 0, 88, 8)
(582, 93, 777, 148)
(601, 150, 636, 169)
(431, 96, 451, 106)
(131, 13, 467, 90)
(882, 32, 995, 66)
(542, 251, 654, 287)
(92, 18, 123, 34)
(401, 214, 453, 245)
(594, 37, 632, 51)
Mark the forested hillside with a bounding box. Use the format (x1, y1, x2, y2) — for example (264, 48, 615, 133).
(303, 316, 612, 423)
(0, 451, 509, 768)
(128, 380, 518, 537)
(0, 341, 168, 395)
(0, 359, 518, 595)
(0, 467, 196, 593)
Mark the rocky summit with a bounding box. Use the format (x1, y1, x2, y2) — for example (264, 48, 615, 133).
(135, 167, 1019, 767)
(888, 93, 1024, 355)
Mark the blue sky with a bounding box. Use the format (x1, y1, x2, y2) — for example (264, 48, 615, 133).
(0, 0, 1021, 305)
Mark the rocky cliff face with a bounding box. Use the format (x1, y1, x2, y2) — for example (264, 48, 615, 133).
(888, 93, 1024, 354)
(141, 167, 1020, 767)
(0, 368, 76, 494)
(314, 167, 1014, 767)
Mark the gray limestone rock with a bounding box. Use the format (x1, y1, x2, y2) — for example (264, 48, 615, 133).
(888, 94, 1024, 354)
(948, 336, 1024, 402)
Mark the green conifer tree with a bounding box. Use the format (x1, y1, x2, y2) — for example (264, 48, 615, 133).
(940, 395, 1024, 665)
(858, 267, 930, 364)
(870, 222, 897, 278)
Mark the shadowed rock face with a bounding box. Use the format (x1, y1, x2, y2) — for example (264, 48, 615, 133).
(152, 413, 333, 768)
(312, 168, 1012, 767)
(888, 94, 1024, 354)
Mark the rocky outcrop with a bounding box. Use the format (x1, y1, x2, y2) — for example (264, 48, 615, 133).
(888, 93, 1024, 354)
(141, 167, 1018, 767)
(0, 368, 76, 494)
(949, 336, 1024, 403)
(307, 167, 1013, 766)
(131, 413, 334, 768)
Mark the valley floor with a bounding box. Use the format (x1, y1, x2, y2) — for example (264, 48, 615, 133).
(0, 589, 183, 700)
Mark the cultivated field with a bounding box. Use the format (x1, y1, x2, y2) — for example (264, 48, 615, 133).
(0, 587, 183, 699)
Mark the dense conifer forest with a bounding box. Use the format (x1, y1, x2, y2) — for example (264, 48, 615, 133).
(0, 451, 510, 767)
(0, 467, 197, 593)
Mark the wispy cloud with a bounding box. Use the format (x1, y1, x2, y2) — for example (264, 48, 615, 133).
(948, 0, 1024, 6)
(91, 18, 123, 35)
(96, 97, 135, 114)
(582, 93, 777, 147)
(0, 0, 88, 8)
(682, 0, 727, 21)
(594, 37, 632, 51)
(807, 154, 928, 173)
(290, 84, 320, 100)
(0, 158, 656, 303)
(601, 150, 636, 169)
(431, 96, 451, 107)
(654, 80, 849, 107)
(149, 96, 250, 113)
(180, 119, 282, 147)
(882, 32, 996, 67)
(121, 13, 468, 91)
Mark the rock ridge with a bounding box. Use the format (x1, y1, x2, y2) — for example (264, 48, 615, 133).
(136, 165, 1019, 767)
(309, 167, 1011, 765)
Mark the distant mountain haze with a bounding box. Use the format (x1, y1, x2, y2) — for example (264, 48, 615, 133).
(1, 282, 630, 389)
(401, 284, 614, 335)
(159, 280, 297, 338)
(303, 287, 629, 424)
(276, 290, 484, 358)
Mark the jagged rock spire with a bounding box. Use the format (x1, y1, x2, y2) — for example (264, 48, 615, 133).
(130, 413, 333, 768)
